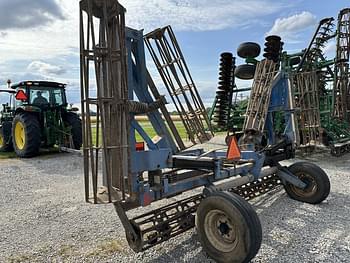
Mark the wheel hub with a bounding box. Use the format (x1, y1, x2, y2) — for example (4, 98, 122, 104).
(218, 220, 231, 236)
(204, 210, 238, 252)
(291, 173, 317, 197)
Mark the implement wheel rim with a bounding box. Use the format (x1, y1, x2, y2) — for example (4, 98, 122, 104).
(204, 209, 238, 253)
(289, 172, 317, 198)
(15, 121, 26, 150)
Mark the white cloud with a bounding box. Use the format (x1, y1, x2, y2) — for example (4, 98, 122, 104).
(0, 0, 288, 63)
(266, 11, 317, 39)
(0, 0, 78, 62)
(27, 61, 66, 76)
(0, 0, 64, 30)
(0, 0, 289, 108)
(122, 0, 286, 32)
(324, 40, 336, 59)
(0, 0, 287, 63)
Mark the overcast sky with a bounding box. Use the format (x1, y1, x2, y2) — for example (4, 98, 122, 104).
(0, 0, 348, 108)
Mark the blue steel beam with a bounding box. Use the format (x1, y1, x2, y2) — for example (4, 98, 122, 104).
(126, 27, 178, 153)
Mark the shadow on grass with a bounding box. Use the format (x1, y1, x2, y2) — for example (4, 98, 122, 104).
(0, 151, 17, 159)
(0, 147, 64, 160)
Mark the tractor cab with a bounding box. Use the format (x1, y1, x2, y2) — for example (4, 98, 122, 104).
(11, 81, 67, 110)
(0, 81, 82, 157)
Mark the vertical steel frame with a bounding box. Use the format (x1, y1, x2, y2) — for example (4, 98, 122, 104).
(125, 27, 179, 154)
(292, 72, 321, 145)
(243, 59, 278, 132)
(80, 0, 130, 203)
(144, 26, 213, 145)
(333, 8, 350, 121)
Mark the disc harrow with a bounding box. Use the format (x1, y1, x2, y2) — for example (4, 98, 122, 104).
(212, 52, 235, 129)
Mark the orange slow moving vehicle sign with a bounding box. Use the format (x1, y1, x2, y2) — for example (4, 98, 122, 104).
(226, 136, 241, 160)
(15, 90, 28, 101)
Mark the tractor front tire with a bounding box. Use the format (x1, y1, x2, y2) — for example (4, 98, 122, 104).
(64, 112, 82, 149)
(0, 122, 13, 152)
(12, 113, 41, 158)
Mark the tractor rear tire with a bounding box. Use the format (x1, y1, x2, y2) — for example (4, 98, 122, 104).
(12, 113, 41, 158)
(196, 191, 262, 263)
(283, 162, 330, 204)
(0, 121, 13, 152)
(64, 112, 82, 149)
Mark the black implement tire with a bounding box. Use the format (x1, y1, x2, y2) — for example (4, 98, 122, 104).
(234, 64, 256, 80)
(0, 121, 13, 152)
(237, 42, 261, 59)
(284, 162, 330, 204)
(12, 113, 41, 158)
(196, 191, 262, 263)
(64, 112, 82, 149)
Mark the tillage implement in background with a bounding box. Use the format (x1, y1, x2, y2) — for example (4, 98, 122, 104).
(210, 8, 350, 156)
(80, 1, 331, 263)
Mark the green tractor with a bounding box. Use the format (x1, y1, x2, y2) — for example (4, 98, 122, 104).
(0, 81, 82, 157)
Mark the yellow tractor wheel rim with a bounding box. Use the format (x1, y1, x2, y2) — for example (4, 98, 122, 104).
(0, 133, 4, 147)
(15, 122, 26, 150)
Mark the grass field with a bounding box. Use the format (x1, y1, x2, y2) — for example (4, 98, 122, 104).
(0, 120, 190, 158)
(0, 152, 17, 159)
(134, 120, 188, 141)
(91, 120, 189, 145)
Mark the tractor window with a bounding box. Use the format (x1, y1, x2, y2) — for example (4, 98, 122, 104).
(53, 89, 64, 105)
(30, 89, 50, 105)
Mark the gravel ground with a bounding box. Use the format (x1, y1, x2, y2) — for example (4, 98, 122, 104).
(0, 149, 350, 262)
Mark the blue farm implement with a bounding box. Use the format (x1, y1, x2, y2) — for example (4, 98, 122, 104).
(79, 1, 331, 262)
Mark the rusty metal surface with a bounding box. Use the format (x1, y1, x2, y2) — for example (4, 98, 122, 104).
(243, 59, 278, 132)
(80, 0, 130, 204)
(333, 8, 350, 120)
(144, 26, 213, 145)
(292, 72, 321, 146)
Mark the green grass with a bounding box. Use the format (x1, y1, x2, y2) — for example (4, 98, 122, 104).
(135, 120, 188, 141)
(0, 152, 17, 159)
(0, 121, 189, 159)
(90, 120, 189, 145)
